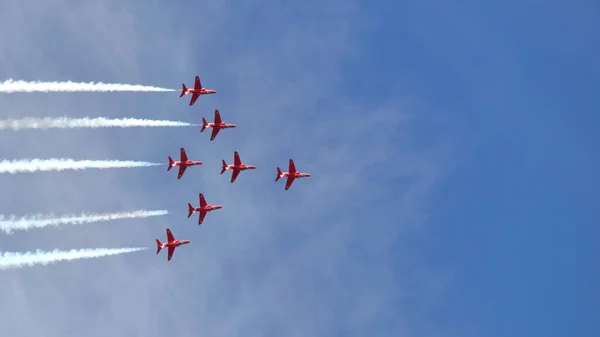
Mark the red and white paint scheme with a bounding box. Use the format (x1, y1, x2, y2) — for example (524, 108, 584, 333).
(201, 109, 236, 141)
(156, 228, 190, 261)
(221, 151, 256, 183)
(275, 159, 311, 190)
(179, 75, 216, 106)
(187, 193, 223, 225)
(167, 147, 203, 179)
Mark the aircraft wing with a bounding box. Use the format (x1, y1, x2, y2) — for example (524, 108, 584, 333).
(234, 151, 242, 166)
(198, 210, 206, 225)
(177, 165, 187, 179)
(167, 228, 175, 242)
(189, 93, 200, 106)
(214, 109, 222, 124)
(231, 169, 240, 183)
(180, 148, 188, 162)
(210, 127, 220, 141)
(194, 76, 202, 90)
(288, 159, 297, 174)
(285, 175, 295, 190)
(168, 246, 175, 261)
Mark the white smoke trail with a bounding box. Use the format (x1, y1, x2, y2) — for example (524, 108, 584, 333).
(0, 210, 169, 234)
(0, 79, 176, 93)
(0, 158, 161, 174)
(0, 117, 199, 131)
(0, 247, 148, 270)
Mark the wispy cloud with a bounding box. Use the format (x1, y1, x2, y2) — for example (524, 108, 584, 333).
(0, 1, 452, 337)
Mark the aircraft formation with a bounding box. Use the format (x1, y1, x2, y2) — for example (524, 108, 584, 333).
(0, 75, 312, 267)
(159, 76, 312, 261)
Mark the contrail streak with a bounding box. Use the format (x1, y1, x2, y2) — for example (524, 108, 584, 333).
(0, 117, 199, 131)
(0, 159, 161, 174)
(0, 210, 169, 234)
(0, 248, 148, 270)
(0, 79, 175, 93)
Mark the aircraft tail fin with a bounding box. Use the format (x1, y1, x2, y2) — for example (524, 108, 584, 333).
(187, 203, 194, 218)
(275, 167, 282, 182)
(201, 118, 208, 132)
(221, 160, 227, 174)
(167, 156, 174, 171)
(156, 239, 162, 254)
(179, 84, 187, 98)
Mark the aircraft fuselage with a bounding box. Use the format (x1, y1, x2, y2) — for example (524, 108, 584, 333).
(280, 172, 311, 178)
(186, 89, 216, 95)
(193, 205, 222, 213)
(173, 161, 202, 167)
(207, 123, 236, 129)
(226, 165, 256, 171)
(163, 240, 190, 248)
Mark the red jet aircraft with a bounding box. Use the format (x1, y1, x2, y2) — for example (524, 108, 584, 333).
(156, 228, 190, 261)
(221, 151, 257, 183)
(187, 193, 223, 225)
(167, 147, 203, 179)
(201, 109, 236, 141)
(275, 159, 312, 190)
(179, 76, 216, 106)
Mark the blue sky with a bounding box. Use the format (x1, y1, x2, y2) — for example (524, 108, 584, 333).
(0, 1, 598, 336)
